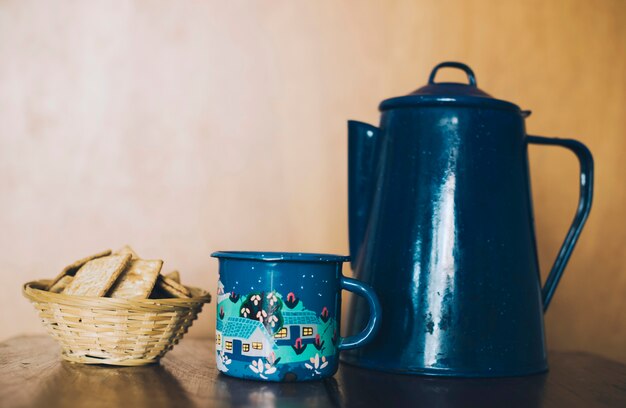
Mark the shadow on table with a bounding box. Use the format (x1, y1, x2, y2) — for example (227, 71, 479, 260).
(213, 372, 340, 408)
(336, 363, 548, 408)
(31, 361, 192, 408)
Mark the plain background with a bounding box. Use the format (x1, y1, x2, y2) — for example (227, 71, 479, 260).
(1, 1, 624, 363)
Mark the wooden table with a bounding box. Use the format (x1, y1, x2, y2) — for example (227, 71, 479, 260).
(1, 336, 625, 407)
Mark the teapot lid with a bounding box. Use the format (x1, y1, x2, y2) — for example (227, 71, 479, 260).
(379, 62, 522, 113)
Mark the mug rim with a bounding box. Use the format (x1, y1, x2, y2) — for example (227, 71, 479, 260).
(211, 251, 350, 263)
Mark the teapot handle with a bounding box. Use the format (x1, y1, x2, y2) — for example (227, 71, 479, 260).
(527, 136, 594, 311)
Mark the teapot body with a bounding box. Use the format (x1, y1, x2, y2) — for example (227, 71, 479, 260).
(344, 104, 549, 376)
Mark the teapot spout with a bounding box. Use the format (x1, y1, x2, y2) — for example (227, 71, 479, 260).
(348, 120, 382, 269)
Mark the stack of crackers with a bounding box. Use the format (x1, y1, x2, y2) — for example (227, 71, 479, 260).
(46, 246, 197, 300)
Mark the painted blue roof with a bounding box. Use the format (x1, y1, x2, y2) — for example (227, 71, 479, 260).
(283, 310, 319, 325)
(216, 319, 224, 331)
(222, 317, 269, 339)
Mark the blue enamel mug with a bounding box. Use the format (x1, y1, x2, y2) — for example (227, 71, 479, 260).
(211, 251, 381, 382)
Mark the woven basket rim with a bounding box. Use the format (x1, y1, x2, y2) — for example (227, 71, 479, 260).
(23, 280, 212, 306)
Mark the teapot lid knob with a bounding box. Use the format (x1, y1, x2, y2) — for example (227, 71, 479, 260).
(406, 61, 490, 98)
(379, 61, 523, 112)
(428, 61, 477, 86)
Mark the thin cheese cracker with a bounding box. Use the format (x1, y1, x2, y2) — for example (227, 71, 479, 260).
(114, 245, 140, 260)
(164, 270, 180, 283)
(156, 274, 191, 298)
(149, 283, 172, 299)
(47, 249, 112, 290)
(188, 286, 209, 300)
(62, 254, 132, 297)
(49, 275, 74, 293)
(107, 259, 163, 299)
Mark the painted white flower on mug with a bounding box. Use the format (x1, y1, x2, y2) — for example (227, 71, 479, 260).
(256, 309, 268, 322)
(304, 353, 328, 375)
(249, 358, 278, 380)
(266, 292, 278, 306)
(241, 307, 251, 317)
(267, 314, 279, 328)
(251, 294, 262, 306)
(216, 350, 232, 372)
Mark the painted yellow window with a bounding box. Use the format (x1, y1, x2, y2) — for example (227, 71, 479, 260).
(216, 333, 221, 345)
(274, 328, 287, 338)
(225, 341, 232, 351)
(242, 343, 250, 352)
(303, 327, 314, 336)
(252, 342, 263, 350)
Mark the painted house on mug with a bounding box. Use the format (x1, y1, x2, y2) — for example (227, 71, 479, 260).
(216, 280, 229, 303)
(216, 318, 224, 352)
(273, 310, 319, 346)
(221, 317, 277, 359)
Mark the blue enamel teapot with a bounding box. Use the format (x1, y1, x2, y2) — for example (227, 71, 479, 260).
(343, 62, 594, 377)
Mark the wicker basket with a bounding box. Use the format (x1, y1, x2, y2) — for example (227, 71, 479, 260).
(23, 280, 211, 366)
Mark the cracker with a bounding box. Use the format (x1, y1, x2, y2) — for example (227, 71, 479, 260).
(107, 259, 163, 299)
(47, 249, 112, 290)
(156, 274, 191, 298)
(149, 283, 173, 299)
(114, 245, 140, 260)
(62, 254, 132, 296)
(188, 286, 209, 300)
(49, 275, 74, 293)
(164, 270, 180, 283)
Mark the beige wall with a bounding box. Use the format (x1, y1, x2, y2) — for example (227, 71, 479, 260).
(1, 1, 625, 363)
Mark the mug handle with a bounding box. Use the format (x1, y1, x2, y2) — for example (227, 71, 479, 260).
(527, 135, 594, 311)
(338, 276, 382, 350)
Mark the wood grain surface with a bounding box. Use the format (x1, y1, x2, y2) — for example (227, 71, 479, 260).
(0, 0, 625, 364)
(1, 336, 625, 408)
